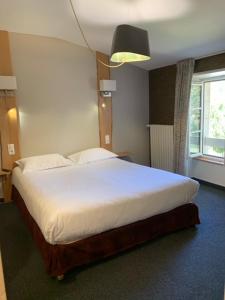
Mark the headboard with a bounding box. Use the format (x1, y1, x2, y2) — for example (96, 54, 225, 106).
(9, 32, 100, 158)
(1, 31, 114, 165)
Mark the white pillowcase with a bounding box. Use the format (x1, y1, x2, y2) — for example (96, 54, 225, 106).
(68, 148, 118, 165)
(16, 153, 72, 173)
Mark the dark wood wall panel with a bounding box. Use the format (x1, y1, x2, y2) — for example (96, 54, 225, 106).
(195, 53, 225, 73)
(149, 52, 225, 125)
(149, 65, 176, 125)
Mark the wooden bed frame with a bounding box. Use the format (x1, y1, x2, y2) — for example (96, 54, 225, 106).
(12, 185, 200, 279)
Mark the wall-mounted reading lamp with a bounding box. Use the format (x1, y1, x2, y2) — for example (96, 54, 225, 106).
(99, 80, 116, 97)
(0, 76, 17, 96)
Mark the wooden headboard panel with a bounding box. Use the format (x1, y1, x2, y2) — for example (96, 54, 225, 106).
(96, 52, 112, 151)
(0, 30, 20, 170)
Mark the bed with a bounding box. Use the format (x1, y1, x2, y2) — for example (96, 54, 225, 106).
(12, 156, 200, 278)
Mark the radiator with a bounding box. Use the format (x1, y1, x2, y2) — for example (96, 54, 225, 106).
(150, 125, 174, 172)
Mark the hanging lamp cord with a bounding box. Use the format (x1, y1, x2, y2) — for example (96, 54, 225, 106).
(69, 0, 125, 68)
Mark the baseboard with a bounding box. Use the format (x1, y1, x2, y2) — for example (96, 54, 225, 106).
(192, 177, 225, 191)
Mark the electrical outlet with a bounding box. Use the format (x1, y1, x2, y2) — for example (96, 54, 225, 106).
(8, 144, 15, 155)
(105, 135, 110, 145)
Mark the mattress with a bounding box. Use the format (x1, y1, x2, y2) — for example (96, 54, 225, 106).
(12, 158, 199, 245)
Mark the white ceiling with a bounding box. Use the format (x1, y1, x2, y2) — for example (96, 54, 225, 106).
(1, 0, 225, 70)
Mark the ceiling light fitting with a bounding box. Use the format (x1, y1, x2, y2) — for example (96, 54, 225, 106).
(69, 0, 151, 68)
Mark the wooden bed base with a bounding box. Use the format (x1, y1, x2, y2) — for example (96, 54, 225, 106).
(12, 186, 200, 277)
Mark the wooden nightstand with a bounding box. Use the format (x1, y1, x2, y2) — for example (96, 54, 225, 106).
(116, 152, 132, 161)
(0, 170, 11, 203)
(116, 151, 129, 158)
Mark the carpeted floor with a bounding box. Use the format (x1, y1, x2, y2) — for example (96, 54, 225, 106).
(0, 184, 225, 300)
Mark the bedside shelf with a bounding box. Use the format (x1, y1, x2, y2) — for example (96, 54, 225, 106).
(0, 170, 10, 176)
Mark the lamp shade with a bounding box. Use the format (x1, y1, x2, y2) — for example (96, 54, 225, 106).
(110, 24, 151, 63)
(99, 80, 116, 92)
(0, 76, 17, 90)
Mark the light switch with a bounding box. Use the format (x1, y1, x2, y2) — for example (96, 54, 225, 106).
(105, 135, 110, 145)
(8, 144, 15, 155)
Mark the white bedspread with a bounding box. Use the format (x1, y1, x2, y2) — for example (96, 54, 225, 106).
(12, 158, 199, 245)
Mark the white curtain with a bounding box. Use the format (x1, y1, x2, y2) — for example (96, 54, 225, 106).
(174, 58, 195, 175)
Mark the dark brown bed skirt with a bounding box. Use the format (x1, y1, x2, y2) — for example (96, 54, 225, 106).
(12, 185, 200, 277)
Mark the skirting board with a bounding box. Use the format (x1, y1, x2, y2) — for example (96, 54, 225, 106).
(192, 177, 225, 191)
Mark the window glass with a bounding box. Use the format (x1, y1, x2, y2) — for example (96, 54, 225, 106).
(203, 80, 225, 158)
(190, 84, 201, 108)
(190, 109, 201, 132)
(190, 132, 201, 154)
(189, 84, 202, 156)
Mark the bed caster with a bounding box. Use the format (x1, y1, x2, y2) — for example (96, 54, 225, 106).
(57, 274, 64, 281)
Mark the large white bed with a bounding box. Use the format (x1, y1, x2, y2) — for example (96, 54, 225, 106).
(12, 157, 199, 245)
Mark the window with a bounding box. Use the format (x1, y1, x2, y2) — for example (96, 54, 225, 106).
(189, 71, 225, 160)
(189, 84, 203, 156)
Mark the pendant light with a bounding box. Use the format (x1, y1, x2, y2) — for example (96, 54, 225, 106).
(111, 24, 151, 63)
(69, 0, 151, 68)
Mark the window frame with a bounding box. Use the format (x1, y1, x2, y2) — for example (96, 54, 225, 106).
(189, 74, 225, 161)
(189, 83, 203, 158)
(202, 78, 225, 159)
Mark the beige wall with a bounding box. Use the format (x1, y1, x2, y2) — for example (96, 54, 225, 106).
(112, 64, 150, 165)
(8, 32, 149, 166)
(9, 33, 99, 157)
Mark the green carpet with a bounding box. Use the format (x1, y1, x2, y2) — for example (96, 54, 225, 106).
(0, 184, 225, 300)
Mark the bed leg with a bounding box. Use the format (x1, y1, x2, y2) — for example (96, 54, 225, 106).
(57, 274, 64, 281)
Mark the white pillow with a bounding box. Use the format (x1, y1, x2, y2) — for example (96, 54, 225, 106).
(68, 148, 118, 165)
(16, 153, 72, 173)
